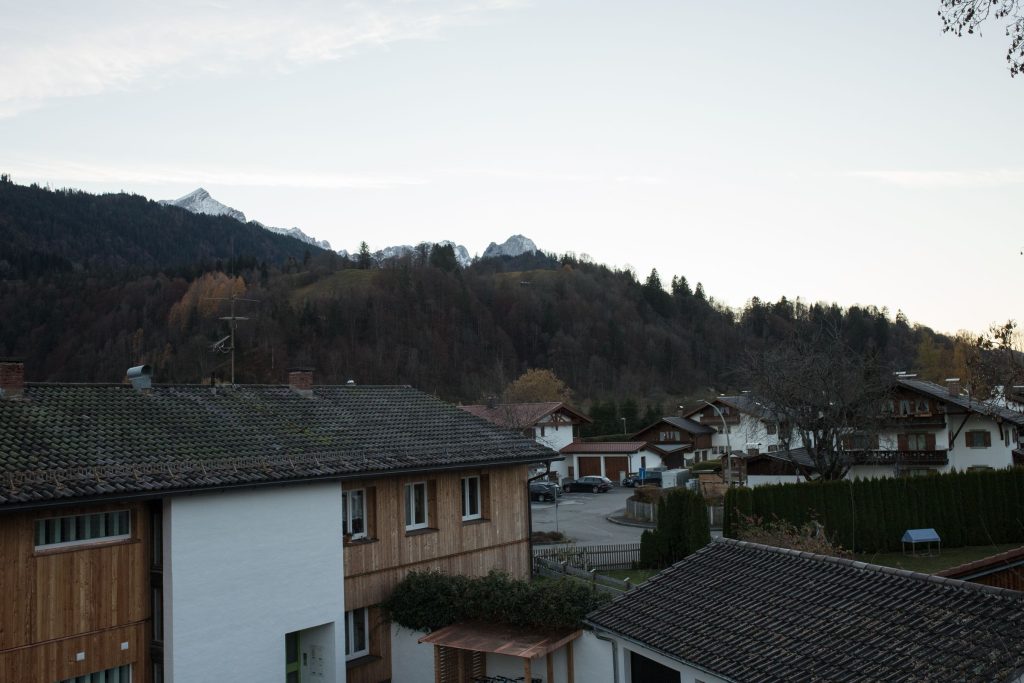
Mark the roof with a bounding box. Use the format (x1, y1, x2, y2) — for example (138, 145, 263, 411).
(586, 538, 1024, 683)
(0, 383, 557, 508)
(898, 378, 1024, 427)
(902, 528, 941, 543)
(683, 395, 780, 422)
(938, 545, 1024, 581)
(417, 621, 580, 660)
(635, 416, 715, 437)
(743, 447, 816, 470)
(560, 441, 647, 454)
(459, 401, 591, 428)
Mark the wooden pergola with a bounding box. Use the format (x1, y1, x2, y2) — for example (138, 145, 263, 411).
(418, 621, 582, 683)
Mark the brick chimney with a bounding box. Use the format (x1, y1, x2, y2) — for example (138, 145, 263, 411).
(0, 360, 25, 398)
(945, 378, 961, 396)
(288, 369, 314, 395)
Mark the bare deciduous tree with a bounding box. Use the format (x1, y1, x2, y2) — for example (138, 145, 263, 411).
(939, 0, 1024, 76)
(745, 330, 893, 480)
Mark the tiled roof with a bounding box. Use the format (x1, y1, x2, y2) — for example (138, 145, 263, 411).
(938, 545, 1024, 581)
(587, 539, 1024, 683)
(560, 441, 647, 454)
(683, 395, 779, 422)
(654, 416, 715, 435)
(744, 446, 816, 470)
(0, 384, 557, 507)
(898, 378, 1024, 427)
(459, 402, 591, 428)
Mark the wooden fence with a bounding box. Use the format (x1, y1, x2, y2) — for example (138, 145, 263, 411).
(532, 542, 641, 570)
(532, 556, 636, 594)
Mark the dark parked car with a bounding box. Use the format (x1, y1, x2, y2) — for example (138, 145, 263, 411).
(529, 481, 561, 501)
(562, 475, 613, 493)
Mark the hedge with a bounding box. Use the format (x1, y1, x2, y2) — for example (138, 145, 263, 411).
(639, 487, 711, 569)
(723, 468, 1024, 553)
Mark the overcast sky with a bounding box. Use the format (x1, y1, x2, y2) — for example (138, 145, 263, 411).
(2, 1, 1021, 335)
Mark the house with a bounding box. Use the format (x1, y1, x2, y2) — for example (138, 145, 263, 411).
(631, 416, 715, 467)
(845, 377, 1024, 479)
(459, 400, 591, 480)
(683, 395, 802, 458)
(558, 441, 652, 483)
(585, 538, 1024, 683)
(0, 361, 555, 683)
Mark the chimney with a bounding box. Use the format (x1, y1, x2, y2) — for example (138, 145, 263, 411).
(945, 378, 961, 396)
(288, 369, 314, 396)
(126, 365, 153, 392)
(0, 359, 25, 398)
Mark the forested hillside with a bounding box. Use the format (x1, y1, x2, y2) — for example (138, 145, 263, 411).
(0, 180, 969, 410)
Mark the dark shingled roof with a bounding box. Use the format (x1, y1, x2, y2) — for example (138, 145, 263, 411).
(559, 441, 647, 454)
(655, 416, 715, 435)
(459, 402, 591, 428)
(898, 378, 1024, 427)
(0, 383, 557, 508)
(587, 539, 1024, 683)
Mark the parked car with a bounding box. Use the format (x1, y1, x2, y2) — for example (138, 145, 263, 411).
(562, 475, 614, 493)
(529, 481, 561, 502)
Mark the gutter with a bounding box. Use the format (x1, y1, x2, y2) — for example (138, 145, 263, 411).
(0, 454, 565, 514)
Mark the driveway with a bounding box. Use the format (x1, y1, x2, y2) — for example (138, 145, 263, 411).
(531, 486, 645, 545)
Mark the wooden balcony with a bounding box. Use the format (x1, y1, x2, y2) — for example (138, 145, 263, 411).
(847, 450, 948, 467)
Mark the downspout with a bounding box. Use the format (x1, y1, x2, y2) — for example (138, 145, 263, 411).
(592, 630, 620, 683)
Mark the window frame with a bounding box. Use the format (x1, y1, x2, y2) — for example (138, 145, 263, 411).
(404, 481, 429, 531)
(906, 433, 928, 450)
(461, 476, 482, 522)
(58, 664, 132, 683)
(342, 488, 367, 540)
(345, 607, 370, 661)
(965, 430, 992, 449)
(35, 509, 131, 550)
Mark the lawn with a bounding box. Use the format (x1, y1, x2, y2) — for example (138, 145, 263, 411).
(856, 543, 1022, 575)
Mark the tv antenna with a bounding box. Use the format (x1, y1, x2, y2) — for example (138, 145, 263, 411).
(204, 292, 259, 385)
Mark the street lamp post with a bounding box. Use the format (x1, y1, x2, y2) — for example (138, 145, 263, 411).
(621, 417, 627, 435)
(700, 400, 732, 486)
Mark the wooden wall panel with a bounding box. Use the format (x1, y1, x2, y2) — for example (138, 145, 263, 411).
(0, 623, 147, 683)
(0, 501, 151, 681)
(343, 464, 531, 609)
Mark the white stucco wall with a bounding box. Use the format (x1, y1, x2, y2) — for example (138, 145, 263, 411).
(747, 474, 803, 488)
(537, 422, 575, 479)
(390, 625, 435, 683)
(164, 482, 346, 683)
(947, 414, 1016, 470)
(702, 413, 802, 455)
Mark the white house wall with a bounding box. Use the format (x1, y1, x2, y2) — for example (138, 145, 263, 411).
(390, 625, 435, 683)
(747, 474, 803, 488)
(947, 414, 1017, 470)
(537, 423, 574, 479)
(163, 482, 346, 683)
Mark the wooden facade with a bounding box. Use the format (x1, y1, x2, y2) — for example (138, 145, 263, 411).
(343, 463, 532, 683)
(0, 502, 151, 682)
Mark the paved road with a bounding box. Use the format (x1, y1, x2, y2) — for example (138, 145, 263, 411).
(531, 486, 646, 545)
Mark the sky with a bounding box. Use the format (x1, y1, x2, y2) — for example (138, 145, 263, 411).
(2, 0, 1021, 336)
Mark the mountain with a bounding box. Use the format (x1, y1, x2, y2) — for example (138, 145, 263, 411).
(159, 188, 246, 222)
(160, 188, 332, 251)
(342, 241, 473, 267)
(483, 234, 537, 259)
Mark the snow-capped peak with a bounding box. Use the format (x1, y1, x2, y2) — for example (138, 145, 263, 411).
(158, 188, 331, 250)
(482, 234, 537, 259)
(160, 187, 246, 223)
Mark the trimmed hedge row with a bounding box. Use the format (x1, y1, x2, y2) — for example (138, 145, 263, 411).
(723, 468, 1024, 553)
(640, 488, 711, 569)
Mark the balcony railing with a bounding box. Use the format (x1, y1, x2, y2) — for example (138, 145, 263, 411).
(847, 450, 948, 466)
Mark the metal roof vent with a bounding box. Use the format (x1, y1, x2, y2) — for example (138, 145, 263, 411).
(126, 365, 153, 391)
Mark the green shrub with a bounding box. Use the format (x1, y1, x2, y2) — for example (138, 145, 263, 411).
(382, 569, 609, 632)
(639, 488, 711, 569)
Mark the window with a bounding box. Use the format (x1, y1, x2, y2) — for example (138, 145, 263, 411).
(906, 433, 928, 450)
(768, 444, 780, 452)
(766, 422, 778, 435)
(404, 482, 429, 530)
(345, 608, 369, 660)
(966, 430, 992, 448)
(343, 489, 366, 540)
(540, 426, 546, 437)
(461, 476, 481, 521)
(882, 399, 895, 415)
(58, 665, 132, 683)
(35, 510, 130, 549)
(899, 399, 912, 416)
(718, 425, 730, 434)
(916, 399, 930, 415)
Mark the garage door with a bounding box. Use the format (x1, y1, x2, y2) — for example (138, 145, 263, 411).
(604, 456, 629, 482)
(577, 457, 602, 477)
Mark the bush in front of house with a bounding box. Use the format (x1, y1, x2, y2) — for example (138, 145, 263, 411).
(639, 488, 711, 569)
(383, 569, 609, 632)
